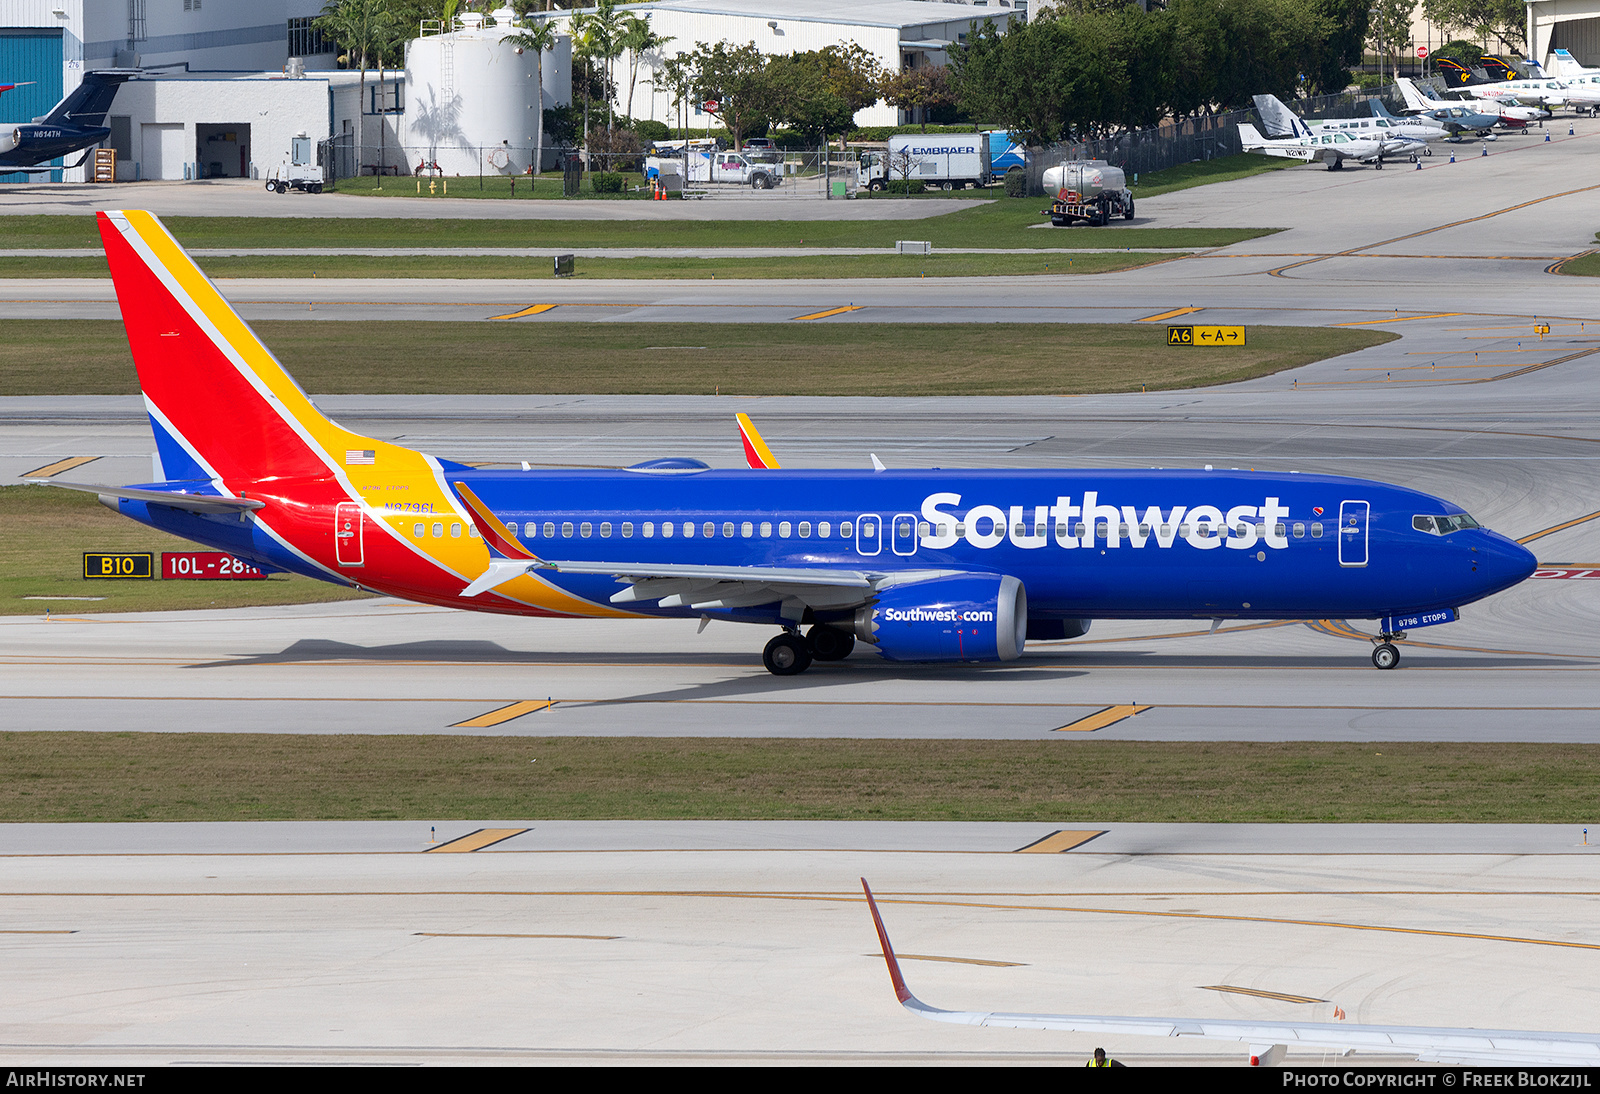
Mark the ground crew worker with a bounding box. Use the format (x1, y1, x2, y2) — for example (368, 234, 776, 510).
(1087, 1047, 1124, 1067)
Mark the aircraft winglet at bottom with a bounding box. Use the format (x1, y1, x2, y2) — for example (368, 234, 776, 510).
(859, 879, 1600, 1066)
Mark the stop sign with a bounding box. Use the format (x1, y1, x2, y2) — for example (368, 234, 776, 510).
(703, 100, 720, 113)
(1416, 45, 1429, 58)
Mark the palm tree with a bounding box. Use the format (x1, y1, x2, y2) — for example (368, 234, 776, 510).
(619, 12, 671, 124)
(571, 0, 625, 133)
(505, 17, 558, 176)
(315, 0, 397, 174)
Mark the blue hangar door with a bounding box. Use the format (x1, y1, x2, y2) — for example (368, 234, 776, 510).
(0, 29, 65, 184)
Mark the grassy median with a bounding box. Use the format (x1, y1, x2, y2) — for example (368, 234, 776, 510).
(0, 735, 1595, 822)
(0, 321, 1394, 397)
(0, 485, 370, 614)
(0, 207, 1275, 252)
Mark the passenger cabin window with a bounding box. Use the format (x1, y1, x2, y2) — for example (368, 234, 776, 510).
(432, 522, 443, 537)
(741, 522, 753, 537)
(703, 521, 715, 538)
(451, 523, 461, 537)
(779, 521, 792, 538)
(580, 522, 593, 538)
(1310, 522, 1324, 538)
(600, 522, 612, 538)
(562, 522, 574, 538)
(544, 522, 555, 538)
(819, 521, 831, 538)
(643, 522, 654, 537)
(840, 521, 852, 537)
(722, 522, 734, 538)
(622, 522, 633, 538)
(760, 522, 772, 537)
(798, 521, 812, 538)
(1293, 522, 1306, 538)
(414, 523, 424, 538)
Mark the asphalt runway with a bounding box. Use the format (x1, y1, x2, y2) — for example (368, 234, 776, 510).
(3, 820, 1599, 1066)
(4, 120, 1600, 1066)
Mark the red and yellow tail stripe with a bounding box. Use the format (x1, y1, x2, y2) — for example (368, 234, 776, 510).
(96, 210, 628, 619)
(737, 412, 780, 469)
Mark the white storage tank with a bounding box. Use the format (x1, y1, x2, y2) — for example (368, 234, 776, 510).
(405, 6, 559, 176)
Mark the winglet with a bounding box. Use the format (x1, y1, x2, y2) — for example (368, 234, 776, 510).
(452, 481, 538, 562)
(737, 413, 780, 469)
(862, 879, 913, 1005)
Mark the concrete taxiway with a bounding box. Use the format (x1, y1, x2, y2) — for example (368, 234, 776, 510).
(2, 821, 1598, 1066)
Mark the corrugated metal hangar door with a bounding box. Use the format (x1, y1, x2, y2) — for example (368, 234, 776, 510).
(0, 28, 64, 183)
(1552, 18, 1600, 66)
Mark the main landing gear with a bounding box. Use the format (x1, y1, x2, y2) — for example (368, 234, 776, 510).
(1370, 632, 1405, 670)
(762, 625, 856, 676)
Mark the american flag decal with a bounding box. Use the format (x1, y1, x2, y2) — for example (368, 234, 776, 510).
(346, 450, 376, 465)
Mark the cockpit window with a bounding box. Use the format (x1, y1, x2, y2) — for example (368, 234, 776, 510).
(1414, 513, 1480, 535)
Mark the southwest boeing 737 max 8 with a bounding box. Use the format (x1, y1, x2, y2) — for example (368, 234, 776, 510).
(30, 212, 1537, 675)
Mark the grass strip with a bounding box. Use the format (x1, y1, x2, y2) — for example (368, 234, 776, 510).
(0, 206, 1276, 251)
(0, 321, 1394, 398)
(0, 251, 1182, 280)
(0, 735, 1595, 822)
(0, 485, 370, 615)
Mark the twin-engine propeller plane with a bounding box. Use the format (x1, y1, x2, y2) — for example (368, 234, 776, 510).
(28, 212, 1537, 675)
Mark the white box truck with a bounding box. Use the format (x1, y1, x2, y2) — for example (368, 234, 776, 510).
(860, 133, 992, 191)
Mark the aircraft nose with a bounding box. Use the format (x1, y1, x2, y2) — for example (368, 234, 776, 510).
(1472, 532, 1537, 595)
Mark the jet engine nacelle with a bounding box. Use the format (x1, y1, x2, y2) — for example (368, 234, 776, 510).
(854, 573, 1027, 662)
(0, 128, 19, 155)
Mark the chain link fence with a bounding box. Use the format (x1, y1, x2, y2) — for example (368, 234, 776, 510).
(1026, 82, 1418, 195)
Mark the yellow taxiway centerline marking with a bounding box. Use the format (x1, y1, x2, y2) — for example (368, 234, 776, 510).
(1518, 510, 1600, 545)
(791, 305, 864, 321)
(22, 456, 100, 478)
(451, 699, 554, 727)
(1136, 306, 1203, 322)
(1202, 985, 1326, 1004)
(487, 303, 559, 320)
(1015, 830, 1107, 854)
(1330, 312, 1463, 326)
(425, 828, 529, 853)
(1053, 704, 1151, 732)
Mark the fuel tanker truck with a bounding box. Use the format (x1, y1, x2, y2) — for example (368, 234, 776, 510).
(1042, 160, 1135, 226)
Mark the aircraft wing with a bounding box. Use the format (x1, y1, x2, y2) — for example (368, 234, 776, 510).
(861, 880, 1600, 1067)
(449, 478, 958, 606)
(24, 478, 265, 514)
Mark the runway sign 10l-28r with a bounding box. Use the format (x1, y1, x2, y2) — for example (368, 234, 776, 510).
(1168, 325, 1246, 346)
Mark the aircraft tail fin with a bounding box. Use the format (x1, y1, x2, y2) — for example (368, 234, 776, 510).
(736, 413, 780, 469)
(1436, 58, 1481, 85)
(1479, 55, 1519, 81)
(1236, 122, 1268, 150)
(41, 71, 132, 128)
(1252, 94, 1311, 139)
(97, 210, 391, 487)
(1550, 49, 1586, 77)
(1395, 78, 1433, 112)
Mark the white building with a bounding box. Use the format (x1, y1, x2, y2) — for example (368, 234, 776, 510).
(532, 0, 1020, 131)
(1526, 0, 1600, 66)
(1, 0, 339, 181)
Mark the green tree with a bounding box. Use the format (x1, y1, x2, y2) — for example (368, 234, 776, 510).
(687, 40, 776, 149)
(1421, 0, 1525, 53)
(571, 0, 626, 133)
(879, 65, 956, 132)
(619, 12, 672, 123)
(1367, 0, 1417, 83)
(316, 0, 399, 167)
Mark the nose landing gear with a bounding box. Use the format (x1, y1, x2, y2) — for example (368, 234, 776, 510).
(1370, 631, 1405, 670)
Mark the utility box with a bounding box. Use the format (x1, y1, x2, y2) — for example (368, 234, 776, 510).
(895, 240, 933, 254)
(554, 254, 575, 277)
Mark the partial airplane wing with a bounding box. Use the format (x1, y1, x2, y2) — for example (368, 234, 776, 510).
(861, 879, 1600, 1067)
(451, 480, 949, 609)
(24, 478, 265, 515)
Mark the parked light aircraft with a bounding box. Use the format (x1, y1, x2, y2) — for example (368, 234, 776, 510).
(1237, 122, 1389, 169)
(1395, 78, 1516, 137)
(28, 212, 1536, 675)
(1252, 94, 1431, 158)
(862, 880, 1600, 1067)
(1533, 50, 1600, 113)
(1360, 97, 1449, 146)
(1433, 58, 1581, 111)
(1408, 76, 1551, 124)
(1396, 76, 1545, 126)
(0, 70, 133, 175)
